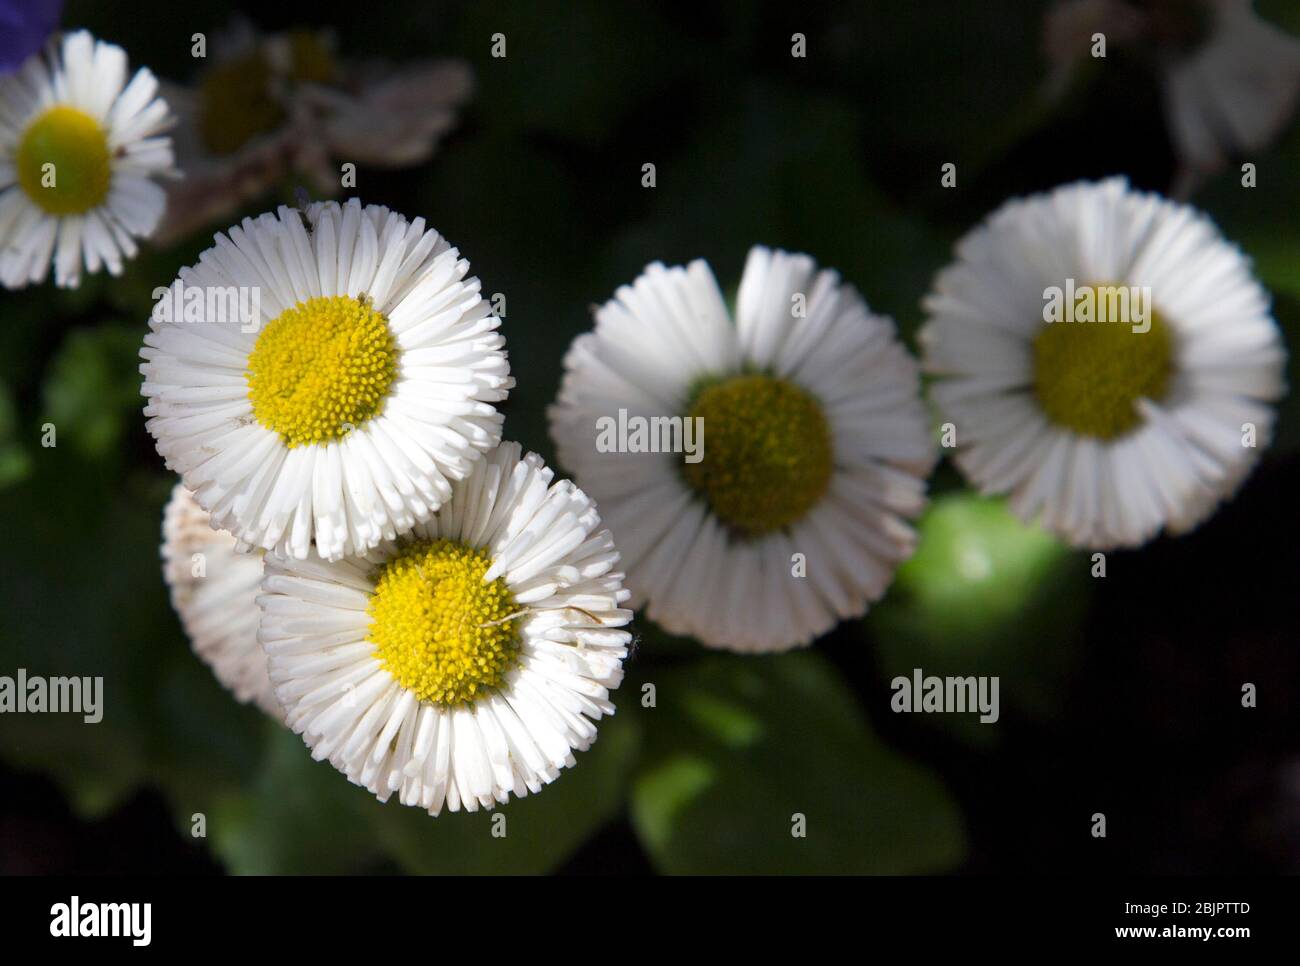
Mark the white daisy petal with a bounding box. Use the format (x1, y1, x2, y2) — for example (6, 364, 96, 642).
(161, 483, 282, 719)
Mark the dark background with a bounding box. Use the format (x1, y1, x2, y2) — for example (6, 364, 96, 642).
(1, 0, 1298, 874)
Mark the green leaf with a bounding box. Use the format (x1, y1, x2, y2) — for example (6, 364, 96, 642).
(0, 462, 264, 820)
(0, 382, 32, 489)
(1258, 0, 1300, 36)
(629, 651, 967, 874)
(373, 707, 642, 874)
(41, 325, 146, 461)
(210, 702, 643, 875)
(867, 492, 1089, 743)
(209, 725, 387, 875)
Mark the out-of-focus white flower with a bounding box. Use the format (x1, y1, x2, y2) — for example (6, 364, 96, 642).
(1043, 0, 1300, 194)
(156, 19, 471, 243)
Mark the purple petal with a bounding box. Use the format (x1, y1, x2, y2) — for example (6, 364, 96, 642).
(0, 0, 64, 74)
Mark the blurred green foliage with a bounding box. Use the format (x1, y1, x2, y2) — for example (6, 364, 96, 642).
(628, 652, 967, 873)
(42, 326, 144, 460)
(868, 493, 1089, 747)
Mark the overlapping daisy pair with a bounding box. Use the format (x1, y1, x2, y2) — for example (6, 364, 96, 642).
(148, 197, 631, 815)
(259, 441, 631, 814)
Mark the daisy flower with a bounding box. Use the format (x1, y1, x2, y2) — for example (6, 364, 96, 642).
(0, 29, 175, 288)
(257, 441, 632, 815)
(1158, 0, 1300, 192)
(1044, 0, 1300, 194)
(162, 483, 281, 719)
(140, 198, 513, 562)
(548, 246, 936, 653)
(920, 177, 1286, 550)
(153, 18, 471, 244)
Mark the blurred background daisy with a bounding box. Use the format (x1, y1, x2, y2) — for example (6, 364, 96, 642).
(153, 16, 472, 245)
(1, 0, 1297, 876)
(1043, 0, 1300, 195)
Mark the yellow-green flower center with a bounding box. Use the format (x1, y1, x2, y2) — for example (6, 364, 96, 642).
(246, 294, 398, 447)
(197, 32, 336, 155)
(1032, 294, 1174, 440)
(16, 106, 112, 215)
(681, 372, 834, 537)
(367, 539, 521, 706)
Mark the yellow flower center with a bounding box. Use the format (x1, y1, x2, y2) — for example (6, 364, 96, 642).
(197, 32, 336, 155)
(246, 294, 398, 447)
(367, 539, 521, 706)
(1032, 290, 1174, 440)
(16, 106, 112, 215)
(681, 373, 834, 537)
